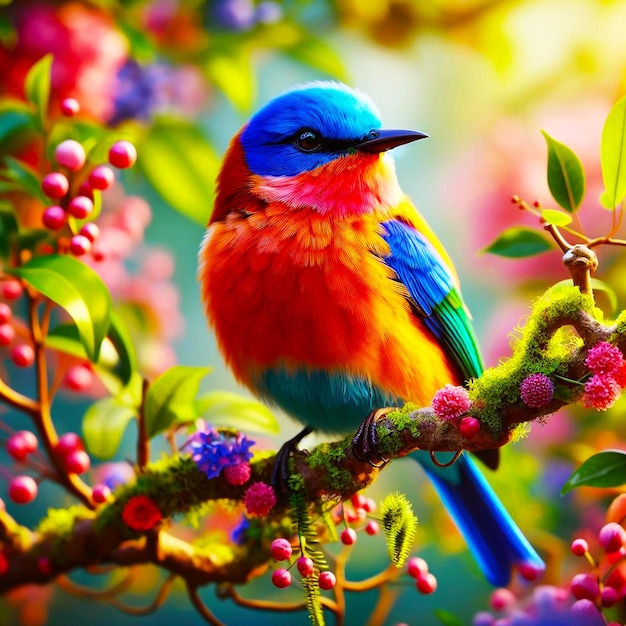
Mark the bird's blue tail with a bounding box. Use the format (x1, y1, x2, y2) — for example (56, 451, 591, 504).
(415, 451, 544, 587)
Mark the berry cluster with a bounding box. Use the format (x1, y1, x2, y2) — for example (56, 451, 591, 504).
(583, 342, 626, 411)
(431, 384, 480, 440)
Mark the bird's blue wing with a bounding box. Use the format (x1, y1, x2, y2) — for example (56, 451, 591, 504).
(379, 218, 483, 382)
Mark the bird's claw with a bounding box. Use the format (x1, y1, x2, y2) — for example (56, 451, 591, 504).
(271, 426, 313, 494)
(352, 409, 389, 468)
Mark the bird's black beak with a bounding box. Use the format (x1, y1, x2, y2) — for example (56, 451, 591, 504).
(355, 129, 428, 154)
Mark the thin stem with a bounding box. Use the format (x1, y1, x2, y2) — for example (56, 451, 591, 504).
(342, 564, 400, 592)
(224, 584, 339, 613)
(186, 584, 226, 626)
(57, 570, 134, 600)
(137, 377, 150, 469)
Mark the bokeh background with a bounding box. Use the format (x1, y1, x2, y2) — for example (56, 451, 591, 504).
(2, 0, 626, 624)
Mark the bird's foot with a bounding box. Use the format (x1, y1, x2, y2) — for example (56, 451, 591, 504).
(352, 409, 389, 468)
(271, 426, 313, 493)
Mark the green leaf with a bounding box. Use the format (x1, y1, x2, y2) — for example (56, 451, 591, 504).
(0, 109, 35, 143)
(601, 96, 626, 209)
(2, 156, 47, 203)
(195, 391, 279, 434)
(562, 450, 626, 494)
(553, 277, 618, 314)
(483, 227, 553, 258)
(10, 255, 112, 362)
(0, 206, 18, 260)
(283, 35, 347, 80)
(541, 131, 585, 212)
(107, 310, 137, 386)
(434, 610, 463, 626)
(138, 119, 218, 224)
(541, 208, 573, 227)
(206, 50, 254, 113)
(144, 365, 212, 439)
(24, 54, 52, 130)
(83, 398, 137, 459)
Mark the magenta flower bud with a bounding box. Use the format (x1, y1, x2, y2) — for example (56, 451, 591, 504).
(88, 165, 115, 190)
(68, 195, 94, 219)
(570, 537, 589, 556)
(490, 587, 516, 611)
(598, 522, 626, 554)
(570, 572, 600, 601)
(60, 98, 80, 116)
(42, 205, 66, 230)
(54, 139, 86, 171)
(42, 172, 69, 199)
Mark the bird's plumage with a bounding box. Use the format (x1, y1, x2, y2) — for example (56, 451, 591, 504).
(199, 81, 544, 586)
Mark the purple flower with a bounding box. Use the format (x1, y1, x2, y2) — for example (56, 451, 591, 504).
(187, 425, 255, 479)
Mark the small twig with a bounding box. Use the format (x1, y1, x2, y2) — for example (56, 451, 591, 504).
(137, 377, 150, 469)
(57, 570, 134, 600)
(562, 244, 598, 296)
(186, 583, 226, 626)
(342, 564, 400, 592)
(223, 584, 339, 613)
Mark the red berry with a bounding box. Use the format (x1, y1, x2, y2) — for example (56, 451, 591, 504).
(65, 449, 90, 474)
(88, 165, 115, 190)
(407, 556, 428, 579)
(92, 484, 112, 504)
(37, 556, 52, 575)
(7, 430, 38, 461)
(459, 416, 480, 439)
(69, 235, 92, 256)
(8, 475, 38, 504)
(0, 303, 11, 324)
(601, 585, 619, 608)
(340, 527, 357, 546)
(570, 572, 600, 601)
(54, 432, 82, 457)
(270, 538, 292, 561)
(351, 493, 367, 510)
(362, 498, 376, 513)
(2, 280, 23, 300)
(571, 538, 589, 556)
(518, 561, 543, 581)
(297, 556, 315, 577)
(108, 141, 137, 169)
(11, 344, 34, 367)
(79, 223, 100, 242)
(345, 507, 365, 523)
(42, 205, 66, 230)
(318, 571, 336, 590)
(78, 181, 94, 200)
(416, 572, 437, 594)
(41, 172, 69, 199)
(0, 324, 15, 345)
(54, 140, 86, 171)
(599, 522, 626, 554)
(271, 568, 292, 589)
(365, 520, 379, 535)
(68, 196, 93, 219)
(64, 364, 94, 392)
(60, 98, 80, 116)
(490, 588, 516, 611)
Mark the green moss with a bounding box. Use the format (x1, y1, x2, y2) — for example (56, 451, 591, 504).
(37, 505, 94, 538)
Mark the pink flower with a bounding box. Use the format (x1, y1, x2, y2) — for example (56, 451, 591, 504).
(583, 374, 621, 411)
(585, 342, 624, 376)
(431, 384, 472, 421)
(244, 482, 276, 517)
(224, 462, 252, 486)
(520, 373, 554, 408)
(122, 495, 162, 531)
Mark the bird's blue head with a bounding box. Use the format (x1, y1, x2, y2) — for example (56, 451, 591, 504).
(240, 82, 426, 177)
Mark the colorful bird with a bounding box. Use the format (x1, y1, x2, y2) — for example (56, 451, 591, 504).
(199, 81, 544, 586)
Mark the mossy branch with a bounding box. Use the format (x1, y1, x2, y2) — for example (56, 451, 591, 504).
(1, 280, 624, 607)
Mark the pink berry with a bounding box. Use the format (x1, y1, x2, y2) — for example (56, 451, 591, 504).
(459, 416, 480, 439)
(41, 172, 69, 199)
(64, 364, 94, 392)
(570, 599, 602, 620)
(346, 507, 365, 523)
(69, 235, 91, 256)
(365, 520, 379, 535)
(7, 430, 38, 461)
(362, 498, 376, 513)
(271, 568, 292, 589)
(416, 572, 437, 594)
(0, 323, 15, 345)
(599, 522, 626, 554)
(68, 195, 93, 219)
(2, 280, 23, 300)
(88, 165, 115, 190)
(270, 538, 292, 561)
(490, 588, 516, 611)
(571, 537, 589, 556)
(601, 585, 619, 607)
(108, 141, 137, 169)
(37, 556, 52, 575)
(65, 449, 90, 474)
(60, 98, 80, 116)
(42, 205, 66, 230)
(54, 140, 86, 171)
(92, 484, 111, 504)
(0, 303, 11, 324)
(340, 527, 357, 546)
(297, 556, 315, 577)
(518, 561, 543, 581)
(8, 475, 37, 504)
(54, 432, 82, 457)
(570, 572, 600, 601)
(79, 222, 100, 242)
(78, 181, 94, 200)
(11, 344, 34, 367)
(318, 571, 336, 590)
(351, 493, 367, 510)
(407, 556, 428, 579)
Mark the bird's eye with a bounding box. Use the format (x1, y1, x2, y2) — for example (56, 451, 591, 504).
(295, 129, 322, 153)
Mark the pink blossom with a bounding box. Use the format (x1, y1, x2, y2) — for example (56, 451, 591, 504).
(585, 342, 624, 377)
(431, 384, 472, 421)
(583, 374, 622, 411)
